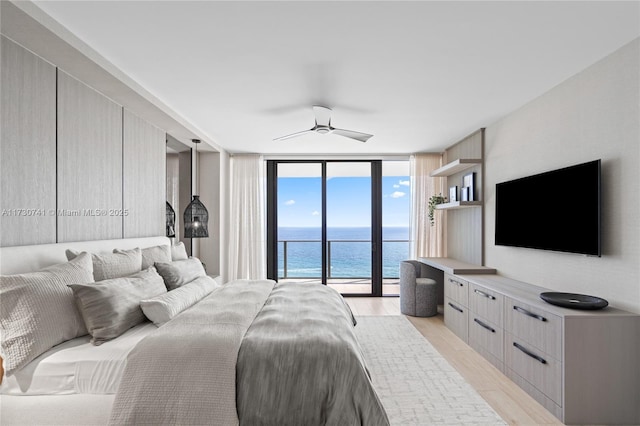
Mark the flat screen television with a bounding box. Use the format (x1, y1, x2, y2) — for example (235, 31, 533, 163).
(495, 159, 601, 256)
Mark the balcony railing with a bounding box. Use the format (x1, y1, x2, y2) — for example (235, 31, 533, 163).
(278, 239, 410, 280)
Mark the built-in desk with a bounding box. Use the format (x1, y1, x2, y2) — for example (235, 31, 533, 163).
(418, 257, 496, 275)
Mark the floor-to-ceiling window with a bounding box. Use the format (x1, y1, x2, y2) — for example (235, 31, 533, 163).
(266, 159, 409, 296)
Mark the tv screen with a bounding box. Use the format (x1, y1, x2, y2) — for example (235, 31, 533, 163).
(495, 159, 601, 256)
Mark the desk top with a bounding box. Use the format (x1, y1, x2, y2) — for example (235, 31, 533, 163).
(418, 257, 497, 275)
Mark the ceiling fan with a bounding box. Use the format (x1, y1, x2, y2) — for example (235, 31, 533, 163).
(273, 106, 373, 143)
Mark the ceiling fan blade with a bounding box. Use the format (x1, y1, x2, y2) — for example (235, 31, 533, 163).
(273, 129, 315, 141)
(330, 128, 373, 143)
(312, 105, 332, 127)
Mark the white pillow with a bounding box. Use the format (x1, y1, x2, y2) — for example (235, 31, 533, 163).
(68, 267, 167, 345)
(66, 247, 142, 281)
(170, 241, 188, 261)
(154, 258, 206, 290)
(0, 253, 93, 375)
(114, 245, 171, 270)
(140, 275, 220, 326)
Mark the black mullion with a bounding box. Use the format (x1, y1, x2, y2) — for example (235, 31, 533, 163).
(371, 161, 383, 296)
(321, 161, 327, 285)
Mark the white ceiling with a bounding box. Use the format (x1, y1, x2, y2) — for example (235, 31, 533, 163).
(32, 1, 640, 155)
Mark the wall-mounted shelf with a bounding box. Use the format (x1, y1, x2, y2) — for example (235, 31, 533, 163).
(430, 158, 482, 177)
(435, 201, 482, 210)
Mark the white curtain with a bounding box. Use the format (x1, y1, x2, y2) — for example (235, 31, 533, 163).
(410, 153, 446, 258)
(227, 154, 266, 280)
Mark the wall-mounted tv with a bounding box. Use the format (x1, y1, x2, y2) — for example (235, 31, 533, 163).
(495, 159, 601, 256)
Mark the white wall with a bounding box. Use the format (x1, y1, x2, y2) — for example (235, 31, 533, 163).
(485, 38, 640, 313)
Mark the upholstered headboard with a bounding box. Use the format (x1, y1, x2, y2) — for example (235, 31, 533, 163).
(0, 236, 171, 275)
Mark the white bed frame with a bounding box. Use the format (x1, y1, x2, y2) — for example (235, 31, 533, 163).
(1, 236, 170, 426)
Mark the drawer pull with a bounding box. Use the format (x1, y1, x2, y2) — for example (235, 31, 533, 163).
(513, 342, 547, 364)
(448, 302, 464, 313)
(513, 305, 547, 322)
(474, 289, 496, 300)
(448, 278, 464, 287)
(473, 318, 495, 333)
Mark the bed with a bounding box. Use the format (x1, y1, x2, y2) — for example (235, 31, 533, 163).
(0, 237, 389, 426)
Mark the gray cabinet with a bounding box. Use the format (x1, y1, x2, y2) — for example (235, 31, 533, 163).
(1, 36, 57, 246)
(468, 282, 504, 371)
(444, 273, 469, 341)
(449, 274, 640, 425)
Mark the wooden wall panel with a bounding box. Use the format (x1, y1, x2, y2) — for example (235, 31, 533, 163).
(57, 70, 123, 242)
(123, 109, 165, 238)
(445, 129, 484, 264)
(1, 36, 57, 247)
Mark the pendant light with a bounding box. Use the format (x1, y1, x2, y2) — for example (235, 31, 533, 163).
(183, 139, 209, 238)
(166, 201, 176, 237)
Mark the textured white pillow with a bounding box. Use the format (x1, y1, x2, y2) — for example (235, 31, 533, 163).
(154, 258, 206, 290)
(68, 267, 167, 346)
(0, 253, 93, 375)
(114, 245, 171, 270)
(66, 247, 142, 281)
(170, 242, 188, 261)
(141, 275, 220, 326)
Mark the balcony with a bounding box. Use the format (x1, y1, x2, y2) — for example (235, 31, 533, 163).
(277, 238, 409, 295)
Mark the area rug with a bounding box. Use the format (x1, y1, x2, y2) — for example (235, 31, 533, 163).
(354, 315, 506, 425)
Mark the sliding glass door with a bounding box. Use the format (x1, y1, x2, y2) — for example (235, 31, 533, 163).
(267, 159, 409, 296)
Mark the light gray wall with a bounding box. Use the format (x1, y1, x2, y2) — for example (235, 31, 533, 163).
(57, 70, 123, 242)
(1, 37, 168, 247)
(484, 38, 640, 313)
(0, 36, 57, 246)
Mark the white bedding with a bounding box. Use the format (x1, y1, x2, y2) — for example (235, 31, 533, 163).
(1, 322, 156, 395)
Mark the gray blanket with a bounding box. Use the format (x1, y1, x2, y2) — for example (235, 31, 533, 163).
(109, 280, 389, 426)
(237, 283, 389, 426)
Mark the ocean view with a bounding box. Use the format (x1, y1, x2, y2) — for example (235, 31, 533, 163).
(278, 227, 410, 279)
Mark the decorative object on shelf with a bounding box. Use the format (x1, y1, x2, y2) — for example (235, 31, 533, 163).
(460, 187, 468, 201)
(166, 201, 176, 238)
(449, 186, 458, 202)
(427, 193, 447, 226)
(539, 292, 608, 310)
(462, 172, 475, 201)
(183, 139, 209, 238)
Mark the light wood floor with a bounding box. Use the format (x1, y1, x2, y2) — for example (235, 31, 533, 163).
(345, 297, 563, 426)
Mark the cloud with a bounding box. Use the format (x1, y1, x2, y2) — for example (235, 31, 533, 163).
(390, 191, 406, 198)
(393, 184, 400, 188)
(311, 211, 320, 216)
(399, 180, 410, 186)
(284, 199, 295, 206)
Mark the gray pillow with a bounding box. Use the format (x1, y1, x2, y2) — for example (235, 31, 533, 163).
(0, 253, 93, 375)
(114, 245, 171, 270)
(154, 258, 206, 290)
(140, 275, 220, 326)
(66, 247, 142, 281)
(170, 242, 188, 261)
(68, 267, 167, 345)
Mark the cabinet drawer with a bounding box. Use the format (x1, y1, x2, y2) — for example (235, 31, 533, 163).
(444, 296, 468, 342)
(505, 298, 562, 360)
(469, 283, 503, 325)
(505, 333, 562, 405)
(469, 315, 504, 364)
(444, 273, 468, 307)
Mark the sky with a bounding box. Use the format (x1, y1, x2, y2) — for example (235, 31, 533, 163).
(277, 175, 410, 228)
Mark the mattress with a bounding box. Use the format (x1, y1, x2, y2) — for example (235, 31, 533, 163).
(1, 322, 156, 395)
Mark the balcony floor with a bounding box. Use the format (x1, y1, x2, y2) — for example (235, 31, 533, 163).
(278, 278, 399, 296)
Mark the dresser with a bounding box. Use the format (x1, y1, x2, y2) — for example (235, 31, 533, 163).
(420, 258, 640, 425)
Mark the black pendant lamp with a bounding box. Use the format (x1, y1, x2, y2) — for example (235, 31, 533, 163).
(183, 139, 209, 238)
